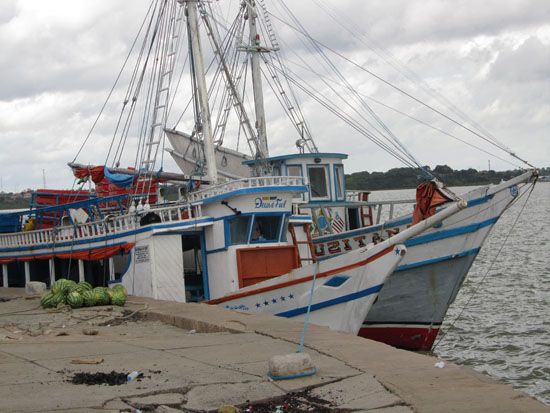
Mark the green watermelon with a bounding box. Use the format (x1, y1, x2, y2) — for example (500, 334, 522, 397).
(40, 292, 56, 308)
(82, 290, 96, 307)
(111, 291, 127, 307)
(52, 292, 66, 307)
(93, 287, 110, 306)
(67, 291, 83, 308)
(78, 281, 93, 291)
(52, 279, 70, 295)
(111, 284, 127, 296)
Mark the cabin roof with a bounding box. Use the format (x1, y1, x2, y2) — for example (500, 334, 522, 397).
(242, 152, 348, 165)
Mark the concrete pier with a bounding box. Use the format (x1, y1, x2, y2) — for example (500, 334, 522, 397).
(0, 288, 547, 412)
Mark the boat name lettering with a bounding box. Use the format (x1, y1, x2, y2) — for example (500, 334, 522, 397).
(254, 196, 287, 209)
(224, 304, 249, 311)
(316, 235, 367, 257)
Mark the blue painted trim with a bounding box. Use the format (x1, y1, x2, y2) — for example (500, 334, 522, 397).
(324, 275, 350, 287)
(275, 283, 383, 318)
(467, 194, 494, 207)
(395, 247, 480, 272)
(242, 152, 348, 165)
(405, 217, 498, 247)
(0, 217, 215, 254)
(289, 215, 312, 222)
(198, 186, 307, 205)
(200, 231, 210, 300)
(205, 247, 228, 255)
(268, 367, 317, 380)
(118, 249, 132, 280)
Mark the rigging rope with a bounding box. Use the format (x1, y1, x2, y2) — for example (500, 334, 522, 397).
(432, 180, 538, 350)
(267, 4, 535, 169)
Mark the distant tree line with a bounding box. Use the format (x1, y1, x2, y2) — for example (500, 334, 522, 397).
(346, 165, 549, 190)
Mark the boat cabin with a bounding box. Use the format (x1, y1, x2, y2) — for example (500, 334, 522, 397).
(243, 153, 348, 204)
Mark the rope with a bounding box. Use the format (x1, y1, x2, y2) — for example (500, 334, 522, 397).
(432, 181, 537, 350)
(297, 260, 319, 353)
(73, 0, 156, 164)
(267, 6, 535, 170)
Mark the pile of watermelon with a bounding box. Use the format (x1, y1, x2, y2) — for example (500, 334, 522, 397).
(40, 279, 127, 309)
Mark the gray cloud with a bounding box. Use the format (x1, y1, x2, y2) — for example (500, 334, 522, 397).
(0, 0, 549, 190)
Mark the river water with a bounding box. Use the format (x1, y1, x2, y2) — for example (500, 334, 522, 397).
(369, 182, 549, 405)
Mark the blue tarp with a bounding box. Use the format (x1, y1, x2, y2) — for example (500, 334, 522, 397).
(103, 166, 134, 188)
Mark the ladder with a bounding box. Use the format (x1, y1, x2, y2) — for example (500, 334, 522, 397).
(141, 5, 183, 172)
(359, 192, 374, 227)
(288, 223, 317, 267)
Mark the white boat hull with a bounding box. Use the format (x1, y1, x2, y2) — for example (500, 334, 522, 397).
(209, 244, 406, 334)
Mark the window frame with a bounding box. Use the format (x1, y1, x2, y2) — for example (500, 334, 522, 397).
(334, 164, 345, 200)
(307, 164, 330, 201)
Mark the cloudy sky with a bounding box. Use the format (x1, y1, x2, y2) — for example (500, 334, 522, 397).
(0, 0, 549, 190)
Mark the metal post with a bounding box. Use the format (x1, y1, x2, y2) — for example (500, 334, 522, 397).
(49, 259, 55, 287)
(2, 264, 7, 287)
(109, 257, 115, 281)
(78, 260, 85, 283)
(24, 261, 30, 285)
(247, 0, 269, 158)
(185, 0, 218, 183)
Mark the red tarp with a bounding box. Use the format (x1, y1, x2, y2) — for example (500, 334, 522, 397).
(33, 189, 94, 229)
(72, 166, 158, 204)
(412, 181, 453, 225)
(0, 243, 134, 265)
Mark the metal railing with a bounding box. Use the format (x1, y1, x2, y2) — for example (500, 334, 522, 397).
(0, 202, 201, 249)
(187, 175, 307, 203)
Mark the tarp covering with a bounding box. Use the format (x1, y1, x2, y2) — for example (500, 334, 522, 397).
(72, 166, 105, 184)
(0, 243, 134, 264)
(103, 166, 134, 188)
(412, 181, 453, 225)
(72, 165, 158, 204)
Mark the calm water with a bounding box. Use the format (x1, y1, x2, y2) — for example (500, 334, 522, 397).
(370, 182, 550, 405)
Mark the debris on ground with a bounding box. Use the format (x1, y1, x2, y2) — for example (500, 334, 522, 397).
(71, 357, 104, 365)
(70, 371, 129, 386)
(245, 390, 334, 413)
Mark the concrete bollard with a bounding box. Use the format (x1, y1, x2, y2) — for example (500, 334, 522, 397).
(25, 281, 47, 295)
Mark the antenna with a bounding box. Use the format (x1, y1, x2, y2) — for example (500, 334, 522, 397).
(42, 169, 47, 188)
(488, 160, 491, 171)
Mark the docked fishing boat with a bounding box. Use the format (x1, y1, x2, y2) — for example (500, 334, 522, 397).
(0, 0, 468, 335)
(0, 1, 537, 343)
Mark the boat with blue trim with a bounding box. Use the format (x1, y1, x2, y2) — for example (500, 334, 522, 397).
(0, 0, 467, 336)
(0, 1, 538, 343)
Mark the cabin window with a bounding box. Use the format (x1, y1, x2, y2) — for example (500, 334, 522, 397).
(229, 216, 251, 245)
(334, 165, 345, 199)
(287, 165, 302, 177)
(307, 165, 329, 199)
(251, 215, 281, 243)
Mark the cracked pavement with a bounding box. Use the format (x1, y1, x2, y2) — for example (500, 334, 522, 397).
(0, 292, 409, 412)
(1, 289, 547, 413)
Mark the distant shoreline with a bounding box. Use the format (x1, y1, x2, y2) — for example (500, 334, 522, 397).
(346, 165, 549, 191)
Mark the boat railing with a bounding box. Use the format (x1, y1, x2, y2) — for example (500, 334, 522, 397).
(187, 175, 307, 203)
(0, 202, 201, 249)
(300, 197, 416, 226)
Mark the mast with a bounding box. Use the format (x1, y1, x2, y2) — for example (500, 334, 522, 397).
(246, 0, 269, 159)
(183, 0, 218, 183)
